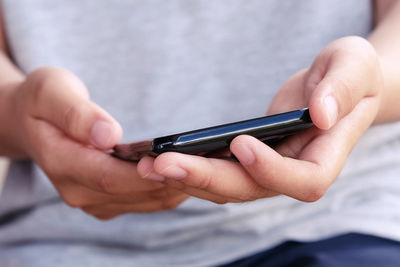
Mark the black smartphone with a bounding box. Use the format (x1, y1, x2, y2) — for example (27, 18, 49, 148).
(112, 108, 313, 161)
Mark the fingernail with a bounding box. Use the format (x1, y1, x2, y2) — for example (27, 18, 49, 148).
(324, 95, 338, 128)
(161, 166, 188, 180)
(231, 143, 255, 165)
(90, 120, 114, 149)
(143, 172, 165, 182)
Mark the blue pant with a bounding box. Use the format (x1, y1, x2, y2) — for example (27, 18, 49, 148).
(219, 233, 400, 267)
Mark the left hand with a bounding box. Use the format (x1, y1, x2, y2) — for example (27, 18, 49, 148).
(137, 36, 383, 204)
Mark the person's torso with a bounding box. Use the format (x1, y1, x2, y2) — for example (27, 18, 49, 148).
(2, 1, 400, 267)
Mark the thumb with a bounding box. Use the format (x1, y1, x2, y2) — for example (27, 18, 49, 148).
(24, 67, 122, 149)
(306, 37, 381, 130)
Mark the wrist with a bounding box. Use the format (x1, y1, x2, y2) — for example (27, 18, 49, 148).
(371, 56, 400, 124)
(0, 80, 30, 158)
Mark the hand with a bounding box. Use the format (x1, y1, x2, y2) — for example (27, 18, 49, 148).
(137, 36, 383, 203)
(12, 67, 189, 220)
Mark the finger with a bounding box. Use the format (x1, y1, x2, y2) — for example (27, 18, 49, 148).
(22, 67, 122, 149)
(306, 36, 381, 129)
(56, 181, 186, 208)
(82, 193, 189, 219)
(267, 69, 309, 115)
(61, 142, 165, 194)
(273, 127, 320, 159)
(140, 153, 278, 202)
(163, 178, 246, 204)
(138, 156, 248, 203)
(30, 119, 164, 194)
(230, 97, 377, 202)
(231, 135, 326, 202)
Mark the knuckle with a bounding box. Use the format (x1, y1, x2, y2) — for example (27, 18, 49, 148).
(161, 198, 182, 210)
(97, 175, 118, 194)
(211, 198, 228, 205)
(193, 158, 217, 190)
(81, 206, 95, 214)
(252, 161, 280, 190)
(303, 69, 322, 99)
(332, 36, 376, 61)
(81, 207, 116, 220)
(64, 199, 83, 208)
(163, 179, 186, 190)
(26, 67, 66, 105)
(342, 36, 376, 56)
(35, 147, 67, 183)
(237, 186, 263, 202)
(332, 77, 354, 113)
(302, 183, 328, 203)
(196, 173, 213, 190)
(333, 37, 380, 88)
(38, 153, 60, 179)
(62, 193, 85, 208)
(94, 214, 116, 221)
(62, 104, 84, 135)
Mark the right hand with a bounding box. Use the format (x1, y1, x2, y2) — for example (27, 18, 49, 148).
(12, 67, 189, 220)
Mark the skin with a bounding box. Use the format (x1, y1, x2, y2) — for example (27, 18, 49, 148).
(137, 2, 400, 203)
(0, 1, 399, 220)
(137, 37, 383, 203)
(0, 68, 190, 220)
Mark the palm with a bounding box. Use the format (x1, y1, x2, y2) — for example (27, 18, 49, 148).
(269, 68, 378, 184)
(138, 37, 383, 204)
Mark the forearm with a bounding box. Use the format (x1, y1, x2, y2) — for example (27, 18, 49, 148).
(0, 51, 27, 158)
(369, 1, 400, 123)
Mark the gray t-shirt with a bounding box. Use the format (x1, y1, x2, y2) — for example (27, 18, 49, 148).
(1, 1, 400, 266)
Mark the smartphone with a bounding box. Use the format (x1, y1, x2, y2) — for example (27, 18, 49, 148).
(112, 108, 313, 161)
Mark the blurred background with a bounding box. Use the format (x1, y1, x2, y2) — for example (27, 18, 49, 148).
(0, 157, 8, 194)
